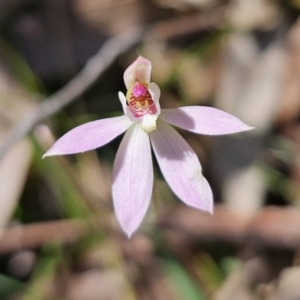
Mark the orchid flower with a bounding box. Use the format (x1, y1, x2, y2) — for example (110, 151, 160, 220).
(44, 56, 253, 237)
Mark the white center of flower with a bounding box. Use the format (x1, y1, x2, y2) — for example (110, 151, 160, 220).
(141, 115, 157, 133)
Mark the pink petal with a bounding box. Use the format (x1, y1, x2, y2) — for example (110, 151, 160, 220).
(148, 82, 161, 116)
(112, 124, 153, 237)
(159, 107, 254, 135)
(118, 91, 127, 113)
(150, 120, 213, 213)
(124, 56, 152, 89)
(148, 82, 161, 104)
(44, 116, 132, 157)
(118, 91, 140, 123)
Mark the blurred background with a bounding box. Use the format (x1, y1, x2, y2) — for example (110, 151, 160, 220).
(1, 0, 300, 299)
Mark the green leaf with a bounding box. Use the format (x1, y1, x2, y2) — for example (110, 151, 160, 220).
(164, 259, 207, 300)
(0, 273, 23, 299)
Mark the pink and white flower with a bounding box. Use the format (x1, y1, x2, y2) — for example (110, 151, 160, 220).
(44, 56, 253, 237)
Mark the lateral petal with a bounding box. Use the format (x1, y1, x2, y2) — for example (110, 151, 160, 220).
(112, 124, 153, 237)
(148, 82, 161, 116)
(118, 91, 140, 123)
(44, 116, 132, 157)
(160, 107, 254, 135)
(124, 56, 152, 89)
(118, 91, 127, 112)
(150, 120, 213, 213)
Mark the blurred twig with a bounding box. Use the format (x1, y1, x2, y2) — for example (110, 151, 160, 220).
(147, 8, 225, 41)
(160, 206, 300, 249)
(2, 206, 300, 254)
(0, 27, 144, 161)
(0, 219, 89, 254)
